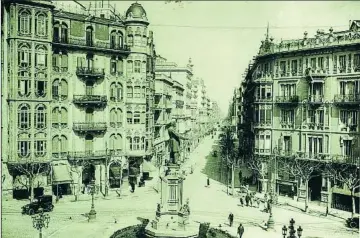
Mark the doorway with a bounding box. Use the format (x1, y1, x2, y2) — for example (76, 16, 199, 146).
(82, 164, 95, 186)
(308, 171, 322, 201)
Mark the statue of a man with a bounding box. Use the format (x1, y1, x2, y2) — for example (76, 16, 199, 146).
(166, 120, 189, 165)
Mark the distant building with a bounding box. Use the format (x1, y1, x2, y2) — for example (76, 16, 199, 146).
(237, 21, 360, 212)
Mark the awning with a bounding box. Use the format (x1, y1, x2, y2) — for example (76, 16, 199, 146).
(52, 164, 72, 185)
(142, 160, 156, 173)
(109, 166, 122, 179)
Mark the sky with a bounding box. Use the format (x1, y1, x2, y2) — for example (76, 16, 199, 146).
(57, 1, 360, 113)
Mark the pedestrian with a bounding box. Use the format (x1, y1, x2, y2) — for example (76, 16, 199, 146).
(207, 177, 210, 187)
(239, 197, 244, 207)
(228, 212, 234, 227)
(245, 194, 250, 206)
(237, 223, 245, 238)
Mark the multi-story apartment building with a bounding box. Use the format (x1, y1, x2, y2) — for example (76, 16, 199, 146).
(155, 56, 194, 153)
(1, 0, 156, 199)
(238, 21, 360, 212)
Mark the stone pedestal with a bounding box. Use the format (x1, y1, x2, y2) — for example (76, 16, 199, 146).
(145, 165, 199, 238)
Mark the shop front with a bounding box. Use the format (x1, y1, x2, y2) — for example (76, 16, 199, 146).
(51, 162, 73, 198)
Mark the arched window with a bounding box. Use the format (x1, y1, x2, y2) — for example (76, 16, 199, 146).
(52, 51, 68, 71)
(34, 134, 46, 157)
(127, 111, 133, 124)
(116, 108, 123, 127)
(61, 23, 68, 43)
(35, 104, 46, 129)
(60, 135, 68, 153)
(110, 134, 122, 151)
(86, 26, 93, 46)
(110, 83, 123, 101)
(52, 79, 59, 99)
(127, 136, 132, 151)
(60, 79, 68, 99)
(141, 61, 146, 73)
(18, 44, 31, 67)
(141, 137, 145, 150)
(18, 134, 31, 158)
(35, 12, 47, 36)
(133, 137, 140, 150)
(110, 57, 117, 75)
(118, 31, 123, 48)
(18, 10, 31, 35)
(60, 107, 68, 126)
(35, 45, 47, 67)
(127, 60, 133, 73)
(52, 135, 60, 154)
(127, 86, 133, 98)
(52, 107, 59, 127)
(110, 31, 117, 49)
(18, 104, 30, 129)
(110, 109, 117, 127)
(53, 22, 60, 42)
(53, 79, 68, 100)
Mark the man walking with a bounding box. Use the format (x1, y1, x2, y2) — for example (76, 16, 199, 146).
(237, 223, 244, 238)
(228, 212, 234, 227)
(207, 177, 210, 187)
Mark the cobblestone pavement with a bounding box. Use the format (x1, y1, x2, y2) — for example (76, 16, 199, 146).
(2, 136, 359, 238)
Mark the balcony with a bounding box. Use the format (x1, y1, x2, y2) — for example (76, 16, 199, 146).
(331, 154, 359, 165)
(275, 95, 299, 106)
(308, 95, 324, 104)
(53, 37, 131, 55)
(255, 97, 272, 103)
(76, 67, 105, 80)
(73, 95, 107, 107)
(254, 148, 271, 155)
(73, 122, 107, 134)
(53, 66, 68, 73)
(67, 149, 123, 160)
(334, 94, 360, 106)
(296, 152, 331, 161)
(253, 120, 272, 128)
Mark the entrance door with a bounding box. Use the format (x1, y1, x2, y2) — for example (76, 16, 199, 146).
(85, 134, 93, 153)
(308, 171, 322, 201)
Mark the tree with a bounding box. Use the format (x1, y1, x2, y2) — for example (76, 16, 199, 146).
(69, 159, 90, 202)
(247, 156, 270, 193)
(326, 162, 360, 218)
(10, 161, 50, 201)
(218, 125, 238, 196)
(279, 157, 323, 212)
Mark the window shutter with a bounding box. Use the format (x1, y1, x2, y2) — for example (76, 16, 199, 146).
(62, 55, 68, 68)
(61, 81, 68, 97)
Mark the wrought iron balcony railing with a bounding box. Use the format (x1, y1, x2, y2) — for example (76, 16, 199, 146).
(53, 37, 131, 53)
(334, 94, 360, 104)
(308, 95, 324, 104)
(253, 120, 272, 128)
(255, 97, 273, 102)
(53, 66, 68, 73)
(67, 149, 123, 160)
(76, 67, 105, 78)
(275, 95, 300, 104)
(73, 95, 107, 106)
(73, 122, 107, 133)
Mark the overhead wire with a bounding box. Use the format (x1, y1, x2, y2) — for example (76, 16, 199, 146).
(150, 24, 349, 30)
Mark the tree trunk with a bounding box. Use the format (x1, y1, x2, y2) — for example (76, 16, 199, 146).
(29, 177, 34, 202)
(351, 188, 355, 218)
(231, 163, 235, 196)
(304, 179, 309, 212)
(226, 163, 229, 195)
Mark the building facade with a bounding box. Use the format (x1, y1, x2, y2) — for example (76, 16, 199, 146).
(238, 21, 360, 212)
(1, 0, 156, 198)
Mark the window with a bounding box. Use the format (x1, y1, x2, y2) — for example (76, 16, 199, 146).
(52, 79, 67, 100)
(57, 23, 67, 43)
(19, 10, 31, 35)
(141, 61, 146, 73)
(133, 111, 140, 124)
(53, 22, 60, 42)
(35, 47, 47, 66)
(339, 55, 346, 73)
(280, 109, 294, 125)
(127, 111, 133, 124)
(86, 26, 93, 46)
(18, 77, 31, 97)
(35, 79, 46, 97)
(18, 140, 30, 157)
(318, 57, 324, 70)
(133, 137, 140, 150)
(308, 137, 323, 155)
(340, 110, 358, 127)
(118, 32, 123, 48)
(141, 87, 146, 98)
(35, 13, 47, 36)
(280, 61, 286, 76)
(35, 105, 46, 129)
(134, 60, 141, 73)
(127, 137, 132, 151)
(310, 58, 316, 70)
(354, 54, 360, 72)
(127, 60, 133, 73)
(18, 104, 30, 129)
(291, 60, 298, 75)
(35, 140, 46, 156)
(18, 45, 30, 67)
(134, 86, 140, 98)
(127, 86, 133, 98)
(141, 137, 145, 150)
(343, 140, 353, 157)
(255, 132, 271, 153)
(110, 31, 116, 49)
(110, 59, 117, 74)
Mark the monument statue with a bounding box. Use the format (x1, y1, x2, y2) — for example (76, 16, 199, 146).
(166, 120, 189, 165)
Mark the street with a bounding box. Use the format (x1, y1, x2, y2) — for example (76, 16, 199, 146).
(2, 136, 359, 238)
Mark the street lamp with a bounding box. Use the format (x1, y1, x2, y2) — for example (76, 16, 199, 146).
(281, 218, 303, 238)
(88, 179, 97, 221)
(32, 209, 50, 238)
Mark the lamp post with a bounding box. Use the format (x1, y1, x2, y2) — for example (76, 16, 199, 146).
(88, 179, 97, 221)
(281, 218, 303, 238)
(32, 209, 50, 238)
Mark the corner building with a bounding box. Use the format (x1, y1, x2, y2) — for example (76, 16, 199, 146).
(1, 0, 156, 198)
(239, 21, 360, 212)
